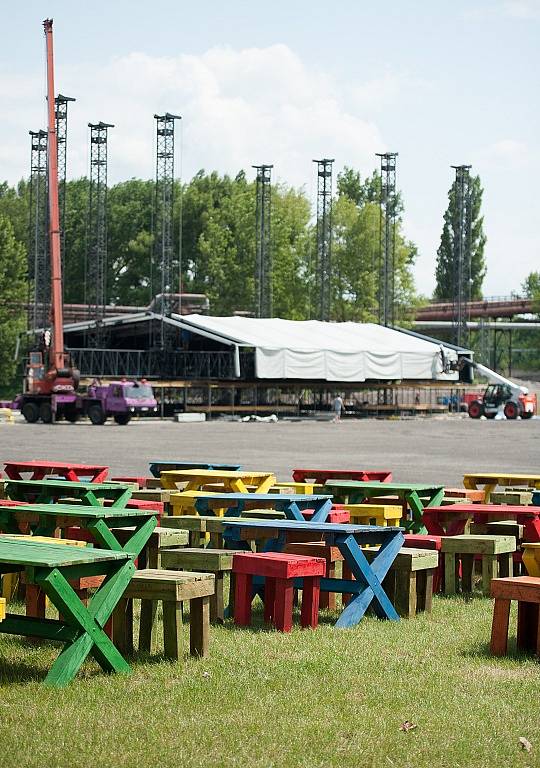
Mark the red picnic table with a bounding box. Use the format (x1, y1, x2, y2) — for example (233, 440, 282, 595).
(3, 460, 108, 483)
(423, 503, 540, 542)
(292, 468, 392, 484)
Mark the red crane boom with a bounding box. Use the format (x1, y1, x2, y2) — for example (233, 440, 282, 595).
(43, 18, 66, 372)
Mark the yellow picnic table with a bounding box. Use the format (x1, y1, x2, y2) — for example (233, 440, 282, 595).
(160, 469, 277, 495)
(463, 473, 540, 502)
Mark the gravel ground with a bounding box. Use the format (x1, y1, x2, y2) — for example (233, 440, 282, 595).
(0, 414, 538, 485)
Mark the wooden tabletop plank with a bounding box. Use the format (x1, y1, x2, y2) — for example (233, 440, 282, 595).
(0, 503, 156, 519)
(0, 538, 128, 567)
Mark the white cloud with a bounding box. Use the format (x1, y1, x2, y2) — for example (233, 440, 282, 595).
(2, 44, 388, 190)
(480, 138, 529, 168)
(463, 0, 540, 19)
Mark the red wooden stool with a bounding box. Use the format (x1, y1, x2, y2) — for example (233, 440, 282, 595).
(284, 541, 343, 610)
(404, 534, 443, 592)
(233, 552, 326, 632)
(490, 576, 540, 656)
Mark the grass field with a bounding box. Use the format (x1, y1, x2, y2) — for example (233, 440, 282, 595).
(0, 596, 539, 768)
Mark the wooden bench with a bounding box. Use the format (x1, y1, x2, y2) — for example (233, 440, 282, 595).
(160, 547, 244, 622)
(490, 576, 540, 656)
(113, 569, 214, 659)
(403, 534, 442, 592)
(233, 552, 326, 632)
(441, 535, 515, 596)
(491, 491, 533, 506)
(342, 503, 402, 527)
(344, 546, 439, 617)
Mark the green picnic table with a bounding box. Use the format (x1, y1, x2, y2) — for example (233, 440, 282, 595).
(3, 479, 133, 508)
(0, 503, 157, 559)
(324, 480, 445, 534)
(0, 537, 135, 686)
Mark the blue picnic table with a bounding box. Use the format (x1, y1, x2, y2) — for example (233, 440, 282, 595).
(148, 460, 242, 477)
(222, 519, 404, 627)
(192, 492, 333, 522)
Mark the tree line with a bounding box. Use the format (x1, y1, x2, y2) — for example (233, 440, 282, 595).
(1, 165, 538, 393)
(0, 167, 419, 321)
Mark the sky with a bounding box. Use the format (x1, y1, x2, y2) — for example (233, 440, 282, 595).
(2, 0, 538, 297)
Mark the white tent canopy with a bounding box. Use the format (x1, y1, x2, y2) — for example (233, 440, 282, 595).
(174, 315, 459, 383)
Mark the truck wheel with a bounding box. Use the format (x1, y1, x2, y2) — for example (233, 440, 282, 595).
(113, 413, 131, 425)
(39, 403, 53, 423)
(521, 411, 534, 420)
(504, 401, 519, 420)
(87, 404, 107, 425)
(21, 401, 39, 424)
(468, 401, 483, 419)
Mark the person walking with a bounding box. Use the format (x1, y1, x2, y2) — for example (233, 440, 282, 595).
(332, 394, 344, 423)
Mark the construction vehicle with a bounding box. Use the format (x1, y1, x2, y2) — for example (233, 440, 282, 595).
(15, 20, 157, 426)
(467, 362, 537, 420)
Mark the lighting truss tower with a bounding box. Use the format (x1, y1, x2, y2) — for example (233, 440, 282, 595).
(253, 164, 273, 317)
(376, 152, 398, 327)
(451, 164, 472, 348)
(86, 121, 113, 347)
(313, 158, 334, 321)
(28, 129, 50, 333)
(153, 113, 181, 349)
(55, 94, 75, 268)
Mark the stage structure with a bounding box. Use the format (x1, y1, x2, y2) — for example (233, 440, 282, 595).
(28, 129, 49, 334)
(86, 121, 113, 347)
(376, 151, 398, 327)
(253, 164, 273, 318)
(55, 94, 75, 279)
(313, 159, 334, 322)
(451, 164, 472, 348)
(153, 112, 181, 349)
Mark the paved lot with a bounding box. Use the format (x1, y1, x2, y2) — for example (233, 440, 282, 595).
(0, 415, 538, 485)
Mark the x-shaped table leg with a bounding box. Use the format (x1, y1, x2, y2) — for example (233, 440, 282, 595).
(334, 532, 404, 627)
(36, 559, 135, 686)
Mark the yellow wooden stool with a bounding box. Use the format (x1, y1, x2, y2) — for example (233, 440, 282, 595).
(0, 597, 5, 622)
(342, 503, 403, 527)
(523, 543, 540, 577)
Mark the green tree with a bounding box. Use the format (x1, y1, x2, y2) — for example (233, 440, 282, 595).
(0, 215, 27, 395)
(434, 174, 486, 301)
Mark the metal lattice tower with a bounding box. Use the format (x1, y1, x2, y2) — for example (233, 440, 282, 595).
(313, 158, 334, 321)
(376, 152, 398, 327)
(28, 129, 50, 333)
(55, 95, 75, 272)
(451, 164, 472, 348)
(86, 121, 113, 347)
(253, 164, 273, 318)
(154, 112, 181, 349)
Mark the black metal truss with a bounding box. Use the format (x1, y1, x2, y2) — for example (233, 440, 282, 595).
(313, 158, 334, 321)
(253, 164, 273, 317)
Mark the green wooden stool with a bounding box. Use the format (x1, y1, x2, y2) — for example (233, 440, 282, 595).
(113, 569, 214, 659)
(355, 547, 439, 617)
(161, 548, 243, 622)
(161, 515, 212, 546)
(441, 535, 515, 596)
